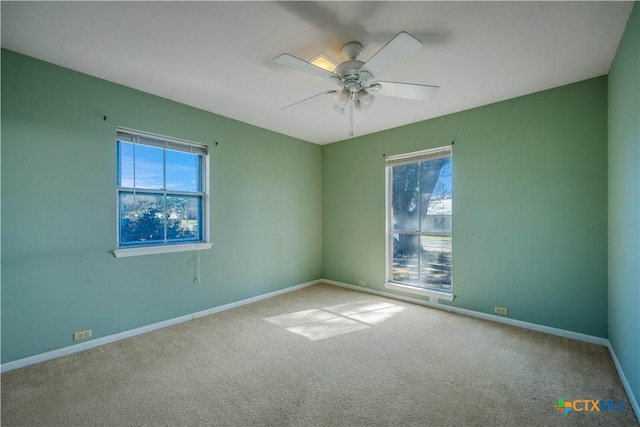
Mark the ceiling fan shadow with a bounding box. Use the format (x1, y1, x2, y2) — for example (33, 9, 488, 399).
(274, 1, 379, 50)
(372, 30, 452, 47)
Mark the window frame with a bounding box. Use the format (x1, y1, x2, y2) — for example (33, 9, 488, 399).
(113, 127, 212, 258)
(384, 146, 454, 301)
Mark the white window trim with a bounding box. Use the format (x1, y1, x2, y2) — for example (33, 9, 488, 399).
(114, 127, 211, 257)
(384, 146, 454, 298)
(113, 242, 212, 258)
(383, 282, 455, 301)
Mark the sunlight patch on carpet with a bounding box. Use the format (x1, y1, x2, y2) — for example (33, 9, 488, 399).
(263, 309, 337, 328)
(264, 300, 405, 341)
(287, 317, 369, 341)
(322, 300, 397, 316)
(348, 305, 406, 325)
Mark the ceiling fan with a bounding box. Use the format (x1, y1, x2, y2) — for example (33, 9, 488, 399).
(273, 32, 439, 137)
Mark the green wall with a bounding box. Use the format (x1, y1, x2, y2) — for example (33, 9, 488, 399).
(2, 19, 633, 371)
(608, 1, 639, 408)
(1, 50, 322, 363)
(323, 77, 609, 337)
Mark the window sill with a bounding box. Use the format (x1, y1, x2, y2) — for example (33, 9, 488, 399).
(113, 242, 212, 258)
(384, 282, 455, 301)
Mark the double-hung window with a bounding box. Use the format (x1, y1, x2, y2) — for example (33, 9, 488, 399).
(385, 146, 453, 300)
(114, 128, 211, 257)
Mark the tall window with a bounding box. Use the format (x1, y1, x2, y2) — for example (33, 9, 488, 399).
(385, 146, 452, 295)
(115, 128, 209, 255)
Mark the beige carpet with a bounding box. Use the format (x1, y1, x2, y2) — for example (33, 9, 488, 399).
(1, 283, 637, 426)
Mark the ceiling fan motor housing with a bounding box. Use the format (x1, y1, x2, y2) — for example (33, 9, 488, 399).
(341, 42, 363, 60)
(335, 60, 367, 92)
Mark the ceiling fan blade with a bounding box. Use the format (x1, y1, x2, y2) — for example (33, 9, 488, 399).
(282, 90, 337, 111)
(374, 81, 439, 101)
(273, 53, 337, 82)
(359, 32, 423, 78)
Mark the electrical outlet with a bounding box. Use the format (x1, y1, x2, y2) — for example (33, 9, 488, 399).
(429, 296, 439, 303)
(358, 280, 366, 287)
(494, 307, 508, 316)
(73, 329, 92, 341)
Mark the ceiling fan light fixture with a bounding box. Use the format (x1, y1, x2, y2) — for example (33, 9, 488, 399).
(334, 88, 350, 109)
(353, 99, 370, 113)
(357, 89, 375, 109)
(310, 53, 337, 72)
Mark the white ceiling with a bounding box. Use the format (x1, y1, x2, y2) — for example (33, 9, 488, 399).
(1, 1, 634, 144)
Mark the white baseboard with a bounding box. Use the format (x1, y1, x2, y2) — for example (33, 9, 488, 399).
(3, 277, 638, 424)
(1, 279, 322, 373)
(323, 279, 608, 345)
(323, 279, 639, 422)
(607, 342, 640, 423)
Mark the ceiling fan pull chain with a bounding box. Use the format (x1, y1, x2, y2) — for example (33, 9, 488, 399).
(349, 97, 354, 137)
